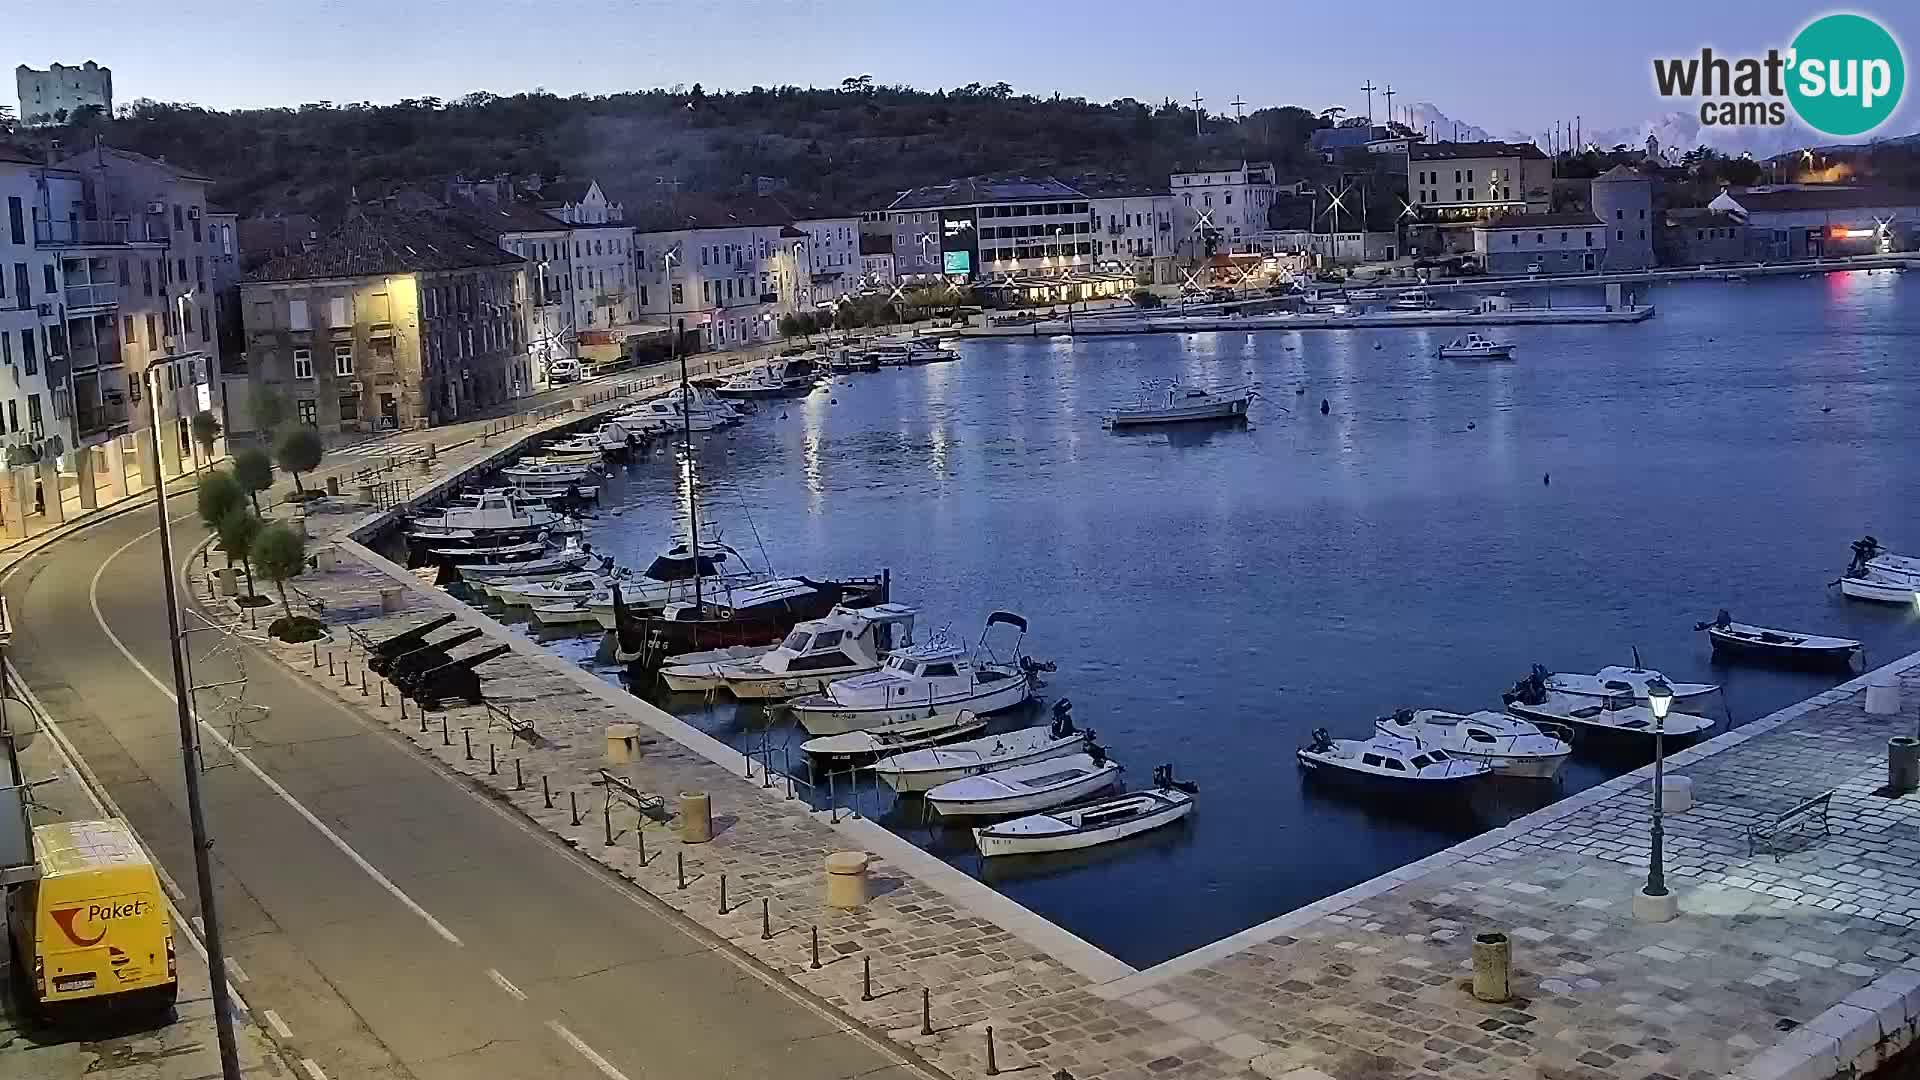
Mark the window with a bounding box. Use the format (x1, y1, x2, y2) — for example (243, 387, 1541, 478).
(191, 213, 202, 243)
(200, 307, 210, 343)
(5, 197, 20, 245)
(195, 255, 205, 290)
(1381, 758, 1407, 772)
(146, 313, 157, 345)
(328, 296, 349, 327)
(289, 298, 310, 330)
(1617, 229, 1625, 242)
(671, 283, 683, 305)
(1360, 754, 1383, 767)
(42, 264, 55, 296)
(26, 394, 40, 438)
(1511, 235, 1519, 246)
(173, 204, 184, 231)
(1586, 231, 1595, 247)
(292, 347, 313, 379)
(142, 260, 153, 297)
(1409, 755, 1432, 769)
(19, 330, 35, 374)
(0, 333, 8, 367)
(339, 393, 359, 420)
(118, 258, 130, 287)
(296, 398, 316, 426)
(334, 343, 354, 376)
(182, 304, 193, 334)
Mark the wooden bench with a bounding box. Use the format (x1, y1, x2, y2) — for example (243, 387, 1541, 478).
(597, 769, 669, 822)
(1747, 790, 1836, 860)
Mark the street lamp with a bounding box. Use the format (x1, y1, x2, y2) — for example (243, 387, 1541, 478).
(1634, 675, 1679, 922)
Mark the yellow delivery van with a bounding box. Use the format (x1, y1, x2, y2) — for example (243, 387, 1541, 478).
(7, 819, 176, 1018)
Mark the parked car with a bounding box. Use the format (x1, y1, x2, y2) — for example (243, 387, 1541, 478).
(547, 357, 582, 384)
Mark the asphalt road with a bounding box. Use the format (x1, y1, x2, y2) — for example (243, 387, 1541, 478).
(1, 446, 925, 1078)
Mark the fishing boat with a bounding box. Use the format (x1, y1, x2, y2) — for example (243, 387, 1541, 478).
(1105, 383, 1255, 429)
(786, 612, 1046, 736)
(1837, 536, 1920, 603)
(453, 542, 597, 580)
(1437, 333, 1514, 360)
(406, 492, 563, 545)
(700, 604, 918, 700)
(972, 766, 1196, 857)
(870, 702, 1089, 793)
(501, 461, 597, 485)
(1372, 708, 1571, 779)
(539, 540, 755, 626)
(1540, 662, 1718, 714)
(544, 421, 641, 455)
(619, 393, 741, 432)
(1502, 666, 1717, 743)
(924, 749, 1121, 818)
(826, 346, 881, 373)
(798, 712, 989, 757)
(1295, 728, 1490, 791)
(1695, 610, 1861, 669)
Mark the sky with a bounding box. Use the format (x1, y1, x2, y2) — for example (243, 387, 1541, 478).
(9, 0, 1916, 143)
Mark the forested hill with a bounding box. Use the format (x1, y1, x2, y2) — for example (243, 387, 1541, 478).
(12, 80, 1331, 218)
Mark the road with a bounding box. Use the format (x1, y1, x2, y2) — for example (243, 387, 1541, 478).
(1, 405, 927, 1078)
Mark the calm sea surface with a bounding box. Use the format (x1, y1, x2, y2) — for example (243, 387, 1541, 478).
(504, 271, 1920, 967)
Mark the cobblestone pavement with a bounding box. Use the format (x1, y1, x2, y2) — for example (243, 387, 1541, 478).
(192, 410, 1920, 1080)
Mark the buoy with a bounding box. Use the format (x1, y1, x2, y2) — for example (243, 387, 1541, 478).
(1543, 472, 1551, 486)
(1373, 342, 1382, 350)
(780, 412, 789, 419)
(1822, 406, 1833, 413)
(1296, 388, 1306, 395)
(1320, 399, 1330, 415)
(1467, 421, 1476, 430)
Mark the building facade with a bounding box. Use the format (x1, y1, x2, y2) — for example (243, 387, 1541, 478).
(1657, 209, 1755, 265)
(885, 176, 1092, 283)
(1086, 192, 1178, 284)
(536, 179, 623, 226)
(632, 197, 810, 352)
(1407, 142, 1551, 222)
(1171, 162, 1279, 256)
(1472, 213, 1607, 275)
(795, 215, 860, 304)
(16, 62, 112, 127)
(240, 210, 526, 436)
(1590, 166, 1655, 270)
(1707, 186, 1920, 259)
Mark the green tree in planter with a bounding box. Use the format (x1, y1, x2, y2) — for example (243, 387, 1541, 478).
(275, 426, 324, 497)
(215, 507, 262, 598)
(195, 470, 244, 531)
(191, 410, 222, 463)
(253, 520, 306, 622)
(232, 446, 275, 513)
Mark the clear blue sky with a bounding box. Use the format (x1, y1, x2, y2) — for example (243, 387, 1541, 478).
(11, 0, 1914, 138)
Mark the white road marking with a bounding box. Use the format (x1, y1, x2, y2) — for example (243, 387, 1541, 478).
(299, 1058, 329, 1080)
(89, 527, 464, 948)
(546, 1021, 632, 1080)
(486, 967, 527, 1001)
(225, 957, 250, 983)
(264, 1009, 293, 1039)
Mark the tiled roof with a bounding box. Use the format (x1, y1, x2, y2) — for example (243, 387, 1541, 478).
(1664, 208, 1743, 226)
(538, 180, 594, 205)
(1593, 165, 1649, 182)
(52, 144, 215, 183)
(1476, 211, 1605, 230)
(1309, 127, 1386, 152)
(1409, 141, 1547, 162)
(448, 202, 572, 239)
(885, 176, 1085, 211)
(244, 207, 525, 283)
(0, 146, 42, 166)
(1720, 186, 1920, 213)
(629, 193, 800, 233)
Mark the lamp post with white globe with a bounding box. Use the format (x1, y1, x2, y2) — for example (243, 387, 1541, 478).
(1634, 675, 1680, 922)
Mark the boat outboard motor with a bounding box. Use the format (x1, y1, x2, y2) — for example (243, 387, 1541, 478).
(1850, 535, 1884, 577)
(1049, 699, 1076, 738)
(1087, 741, 1108, 767)
(1502, 667, 1550, 707)
(1307, 727, 1335, 753)
(1152, 764, 1201, 794)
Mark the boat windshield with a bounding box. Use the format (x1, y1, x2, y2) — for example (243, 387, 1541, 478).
(781, 630, 812, 652)
(887, 656, 920, 674)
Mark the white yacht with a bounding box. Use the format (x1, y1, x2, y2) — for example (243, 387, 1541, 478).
(869, 340, 958, 366)
(501, 461, 598, 485)
(620, 391, 741, 432)
(534, 540, 755, 626)
(1389, 288, 1440, 311)
(1296, 728, 1491, 792)
(715, 357, 818, 398)
(694, 604, 918, 700)
(1373, 708, 1571, 779)
(786, 612, 1040, 736)
(659, 644, 780, 693)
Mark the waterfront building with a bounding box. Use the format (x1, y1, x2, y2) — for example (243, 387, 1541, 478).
(1657, 209, 1755, 266)
(631, 194, 810, 352)
(1084, 187, 1179, 284)
(1171, 161, 1279, 257)
(884, 176, 1091, 284)
(859, 235, 895, 288)
(239, 208, 526, 436)
(1407, 142, 1551, 222)
(15, 61, 112, 127)
(1471, 212, 1608, 276)
(1590, 166, 1656, 270)
(792, 212, 861, 305)
(1309, 125, 1394, 163)
(1707, 186, 1920, 259)
(452, 202, 576, 393)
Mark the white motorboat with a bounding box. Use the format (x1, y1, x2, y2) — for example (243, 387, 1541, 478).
(798, 711, 989, 757)
(484, 568, 620, 606)
(620, 393, 741, 432)
(455, 542, 597, 580)
(1105, 383, 1255, 429)
(407, 492, 563, 542)
(1502, 667, 1717, 742)
(659, 644, 779, 692)
(1373, 708, 1571, 780)
(1541, 663, 1718, 715)
(1389, 288, 1440, 311)
(545, 421, 641, 455)
(1296, 728, 1491, 791)
(502, 461, 597, 485)
(715, 357, 818, 399)
(1438, 333, 1514, 360)
(697, 604, 918, 700)
(1839, 536, 1920, 603)
(1840, 572, 1918, 604)
(871, 703, 1089, 793)
(1695, 611, 1861, 669)
(973, 768, 1196, 857)
(924, 751, 1121, 818)
(562, 540, 758, 627)
(786, 612, 1043, 736)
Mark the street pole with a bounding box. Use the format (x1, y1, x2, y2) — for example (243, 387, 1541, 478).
(146, 368, 243, 1080)
(1647, 714, 1667, 897)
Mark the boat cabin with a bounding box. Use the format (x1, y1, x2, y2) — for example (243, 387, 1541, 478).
(761, 604, 917, 674)
(1357, 746, 1457, 774)
(828, 636, 1017, 706)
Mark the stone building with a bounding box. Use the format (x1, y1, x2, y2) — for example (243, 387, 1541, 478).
(16, 61, 112, 127)
(1590, 166, 1656, 270)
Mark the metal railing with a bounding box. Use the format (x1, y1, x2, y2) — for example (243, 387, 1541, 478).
(33, 218, 171, 246)
(64, 282, 117, 309)
(74, 399, 130, 437)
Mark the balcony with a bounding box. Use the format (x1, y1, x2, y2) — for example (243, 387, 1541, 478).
(75, 398, 130, 439)
(64, 282, 117, 310)
(65, 338, 123, 372)
(33, 217, 171, 247)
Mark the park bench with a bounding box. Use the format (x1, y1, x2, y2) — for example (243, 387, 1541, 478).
(483, 701, 539, 747)
(1747, 790, 1836, 860)
(597, 769, 669, 822)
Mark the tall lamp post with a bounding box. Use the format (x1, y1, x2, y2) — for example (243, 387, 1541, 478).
(1634, 675, 1679, 922)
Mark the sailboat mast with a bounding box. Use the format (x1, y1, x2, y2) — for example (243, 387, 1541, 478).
(680, 335, 702, 615)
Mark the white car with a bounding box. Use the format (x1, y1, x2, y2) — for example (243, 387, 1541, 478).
(547, 357, 582, 384)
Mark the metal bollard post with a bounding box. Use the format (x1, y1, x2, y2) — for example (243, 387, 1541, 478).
(328, 653, 336, 677)
(569, 790, 580, 826)
(313, 642, 320, 668)
(542, 775, 553, 809)
(985, 1026, 999, 1075)
(719, 873, 728, 915)
(380, 680, 388, 707)
(341, 659, 352, 687)
(463, 729, 472, 760)
(400, 695, 409, 721)
(810, 926, 820, 969)
(488, 743, 497, 775)
(637, 824, 647, 866)
(441, 717, 450, 744)
(861, 956, 873, 1001)
(604, 800, 614, 846)
(514, 758, 524, 790)
(360, 667, 368, 695)
(761, 898, 771, 940)
(921, 988, 932, 1036)
(676, 851, 686, 890)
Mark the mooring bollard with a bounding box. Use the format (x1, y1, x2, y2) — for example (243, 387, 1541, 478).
(861, 956, 873, 1001)
(312, 642, 320, 668)
(1891, 736, 1919, 794)
(542, 775, 553, 809)
(761, 898, 771, 940)
(400, 695, 409, 721)
(921, 987, 932, 1035)
(441, 717, 450, 745)
(328, 653, 336, 676)
(985, 1025, 999, 1075)
(1472, 931, 1512, 1003)
(718, 873, 728, 914)
(379, 680, 388, 707)
(569, 790, 581, 827)
(810, 926, 820, 969)
(360, 667, 368, 695)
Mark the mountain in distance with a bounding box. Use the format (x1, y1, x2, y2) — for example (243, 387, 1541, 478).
(1407, 100, 1914, 162)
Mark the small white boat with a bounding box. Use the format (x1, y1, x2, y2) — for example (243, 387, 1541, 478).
(1105, 383, 1255, 429)
(1839, 536, 1920, 603)
(620, 393, 740, 432)
(1296, 729, 1490, 792)
(1389, 288, 1439, 311)
(1695, 611, 1861, 669)
(973, 768, 1195, 857)
(715, 357, 817, 399)
(567, 540, 758, 627)
(660, 644, 779, 692)
(799, 711, 989, 757)
(485, 569, 619, 606)
(871, 703, 1089, 793)
(786, 612, 1042, 736)
(1542, 663, 1718, 714)
(704, 604, 918, 700)
(925, 751, 1121, 818)
(502, 462, 597, 485)
(456, 544, 596, 580)
(408, 492, 563, 540)
(1502, 668, 1717, 741)
(1839, 572, 1918, 604)
(1438, 333, 1514, 360)
(1373, 708, 1571, 779)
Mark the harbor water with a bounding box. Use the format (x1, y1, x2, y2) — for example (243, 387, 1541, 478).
(505, 271, 1920, 967)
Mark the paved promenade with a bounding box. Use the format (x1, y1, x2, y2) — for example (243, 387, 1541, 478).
(203, 384, 1920, 1080)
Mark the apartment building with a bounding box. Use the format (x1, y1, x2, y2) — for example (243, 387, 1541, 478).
(1171, 162, 1279, 256)
(1083, 186, 1179, 284)
(885, 176, 1092, 283)
(239, 209, 526, 436)
(1406, 141, 1551, 221)
(631, 195, 810, 352)
(1471, 212, 1608, 275)
(793, 213, 861, 303)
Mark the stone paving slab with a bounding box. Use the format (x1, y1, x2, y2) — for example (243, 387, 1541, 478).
(182, 399, 1920, 1080)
